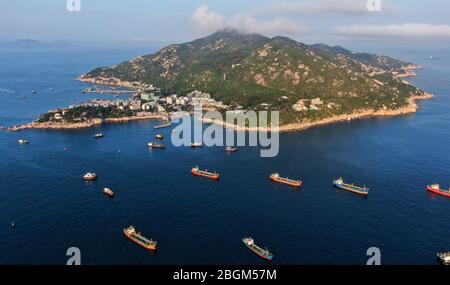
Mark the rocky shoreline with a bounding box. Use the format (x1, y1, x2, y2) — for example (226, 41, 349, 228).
(201, 93, 434, 133)
(7, 114, 164, 132)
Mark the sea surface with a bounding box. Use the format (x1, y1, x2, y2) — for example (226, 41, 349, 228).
(0, 46, 449, 265)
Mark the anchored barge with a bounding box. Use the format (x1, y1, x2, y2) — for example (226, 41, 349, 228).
(270, 173, 302, 187)
(191, 166, 220, 180)
(123, 225, 157, 250)
(437, 252, 450, 265)
(147, 142, 165, 149)
(242, 237, 273, 261)
(333, 178, 369, 196)
(427, 184, 450, 198)
(83, 172, 98, 181)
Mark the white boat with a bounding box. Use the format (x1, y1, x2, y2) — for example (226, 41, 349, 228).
(18, 139, 29, 144)
(103, 188, 114, 197)
(190, 142, 203, 148)
(83, 172, 98, 181)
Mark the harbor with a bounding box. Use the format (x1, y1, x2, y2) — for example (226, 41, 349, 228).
(1, 44, 449, 265)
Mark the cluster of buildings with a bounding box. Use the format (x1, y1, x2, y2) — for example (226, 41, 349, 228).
(292, 98, 325, 112)
(58, 88, 229, 117)
(137, 89, 229, 112)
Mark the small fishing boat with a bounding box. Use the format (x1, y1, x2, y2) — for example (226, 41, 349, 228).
(147, 142, 165, 149)
(426, 184, 450, 198)
(123, 225, 157, 250)
(190, 142, 203, 148)
(18, 139, 29, 144)
(333, 177, 369, 196)
(225, 146, 238, 153)
(155, 134, 164, 140)
(83, 172, 98, 181)
(31, 90, 37, 94)
(103, 188, 114, 197)
(270, 173, 302, 187)
(94, 133, 104, 139)
(242, 237, 273, 261)
(191, 166, 220, 180)
(437, 252, 450, 265)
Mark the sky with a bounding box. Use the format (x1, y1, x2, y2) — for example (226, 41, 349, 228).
(2, 0, 450, 48)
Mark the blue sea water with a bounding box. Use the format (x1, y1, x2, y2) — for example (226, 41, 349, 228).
(0, 46, 449, 265)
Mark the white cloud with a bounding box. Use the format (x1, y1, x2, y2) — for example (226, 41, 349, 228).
(334, 23, 450, 39)
(192, 5, 309, 36)
(259, 0, 394, 16)
(192, 5, 226, 34)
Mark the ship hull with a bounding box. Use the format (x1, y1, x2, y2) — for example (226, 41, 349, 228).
(83, 176, 97, 181)
(191, 169, 219, 180)
(123, 229, 156, 250)
(243, 242, 273, 261)
(427, 186, 450, 198)
(333, 183, 369, 196)
(270, 177, 302, 188)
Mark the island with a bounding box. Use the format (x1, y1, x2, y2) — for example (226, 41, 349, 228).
(9, 29, 433, 132)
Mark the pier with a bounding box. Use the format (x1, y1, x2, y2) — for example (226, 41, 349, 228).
(83, 88, 136, 95)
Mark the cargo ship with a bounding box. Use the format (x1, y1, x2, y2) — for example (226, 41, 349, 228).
(242, 237, 273, 261)
(225, 146, 238, 153)
(437, 252, 450, 265)
(123, 225, 157, 250)
(191, 166, 220, 180)
(190, 142, 203, 148)
(155, 134, 164, 140)
(147, 142, 165, 149)
(94, 133, 104, 139)
(83, 172, 98, 181)
(270, 173, 302, 187)
(426, 184, 450, 198)
(103, 188, 114, 197)
(333, 178, 369, 196)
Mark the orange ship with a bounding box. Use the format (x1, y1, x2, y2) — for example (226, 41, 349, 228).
(123, 225, 157, 250)
(270, 173, 302, 187)
(191, 166, 220, 180)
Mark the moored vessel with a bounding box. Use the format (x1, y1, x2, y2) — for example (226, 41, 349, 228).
(437, 252, 450, 265)
(270, 173, 302, 187)
(225, 146, 238, 153)
(123, 225, 157, 250)
(242, 237, 273, 261)
(426, 184, 450, 198)
(191, 166, 219, 180)
(147, 142, 165, 149)
(333, 178, 369, 196)
(83, 172, 98, 181)
(190, 142, 203, 148)
(94, 133, 104, 139)
(103, 188, 114, 197)
(155, 134, 164, 140)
